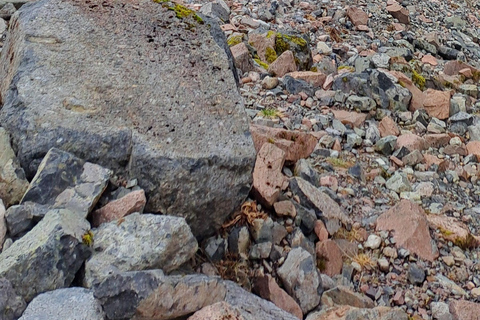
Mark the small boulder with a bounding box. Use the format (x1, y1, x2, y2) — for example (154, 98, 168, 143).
(91, 189, 146, 227)
(423, 89, 451, 120)
(346, 6, 369, 26)
(268, 50, 297, 77)
(316, 240, 343, 277)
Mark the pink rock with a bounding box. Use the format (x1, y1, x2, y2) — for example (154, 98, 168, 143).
(230, 42, 255, 73)
(346, 6, 369, 26)
(427, 215, 480, 247)
(459, 68, 473, 79)
(320, 176, 338, 192)
(316, 239, 343, 277)
(92, 190, 146, 227)
(331, 110, 367, 128)
(386, 2, 410, 24)
(387, 71, 425, 112)
(421, 54, 438, 66)
(378, 116, 400, 137)
(252, 143, 287, 208)
(466, 141, 480, 161)
(248, 33, 276, 63)
(323, 74, 335, 90)
(187, 302, 244, 320)
(396, 133, 427, 152)
(250, 124, 318, 163)
(268, 50, 297, 77)
(424, 154, 442, 169)
(376, 199, 438, 261)
(254, 274, 303, 319)
(423, 89, 451, 120)
(274, 200, 297, 218)
(286, 71, 326, 88)
(449, 300, 480, 320)
(444, 60, 479, 76)
(314, 220, 329, 241)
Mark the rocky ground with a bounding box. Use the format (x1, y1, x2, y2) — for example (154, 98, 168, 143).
(0, 0, 480, 319)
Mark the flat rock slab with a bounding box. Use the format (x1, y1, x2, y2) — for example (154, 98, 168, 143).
(84, 213, 198, 287)
(0, 0, 255, 238)
(0, 208, 90, 302)
(19, 287, 104, 320)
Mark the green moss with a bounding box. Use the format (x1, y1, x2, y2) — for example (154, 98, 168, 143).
(310, 66, 318, 72)
(412, 69, 426, 91)
(342, 76, 348, 83)
(82, 230, 94, 247)
(265, 46, 277, 64)
(154, 0, 203, 24)
(338, 65, 355, 72)
(266, 30, 276, 39)
(254, 58, 269, 70)
(275, 34, 290, 55)
(317, 256, 328, 272)
(227, 35, 243, 47)
(453, 233, 478, 250)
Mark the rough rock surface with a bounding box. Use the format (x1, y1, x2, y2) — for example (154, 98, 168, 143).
(0, 0, 255, 238)
(188, 302, 245, 320)
(0, 209, 90, 301)
(19, 287, 104, 320)
(84, 213, 197, 287)
(91, 189, 146, 227)
(0, 277, 26, 320)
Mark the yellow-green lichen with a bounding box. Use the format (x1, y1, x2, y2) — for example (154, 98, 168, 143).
(254, 58, 269, 70)
(82, 230, 94, 247)
(154, 0, 203, 24)
(338, 65, 355, 72)
(453, 233, 478, 250)
(275, 33, 307, 54)
(310, 66, 318, 72)
(266, 30, 276, 39)
(227, 35, 243, 47)
(412, 69, 426, 91)
(265, 46, 277, 64)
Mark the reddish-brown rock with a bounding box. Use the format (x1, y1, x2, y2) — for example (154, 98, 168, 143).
(466, 141, 480, 161)
(444, 60, 479, 76)
(287, 71, 326, 88)
(331, 110, 367, 128)
(388, 71, 425, 112)
(268, 51, 297, 77)
(274, 200, 297, 218)
(421, 54, 437, 66)
(423, 89, 451, 120)
(314, 220, 329, 241)
(231, 42, 255, 73)
(316, 240, 343, 277)
(424, 134, 450, 148)
(396, 133, 427, 152)
(92, 190, 146, 227)
(449, 300, 480, 320)
(386, 2, 410, 24)
(427, 215, 480, 246)
(424, 154, 442, 169)
(187, 302, 244, 320)
(378, 116, 400, 137)
(254, 274, 303, 319)
(376, 199, 438, 261)
(443, 145, 467, 156)
(250, 124, 318, 163)
(346, 6, 369, 26)
(252, 143, 287, 208)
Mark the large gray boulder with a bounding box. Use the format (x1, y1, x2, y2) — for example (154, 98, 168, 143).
(84, 213, 198, 287)
(0, 0, 255, 238)
(19, 288, 104, 320)
(0, 209, 90, 302)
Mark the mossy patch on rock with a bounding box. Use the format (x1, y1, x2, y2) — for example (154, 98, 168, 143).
(274, 32, 312, 71)
(227, 35, 243, 47)
(411, 70, 426, 91)
(265, 46, 277, 64)
(254, 58, 269, 70)
(153, 0, 203, 24)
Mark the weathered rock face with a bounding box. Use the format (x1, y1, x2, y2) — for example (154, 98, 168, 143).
(0, 0, 255, 238)
(0, 209, 90, 302)
(0, 277, 26, 320)
(19, 288, 104, 320)
(84, 213, 198, 287)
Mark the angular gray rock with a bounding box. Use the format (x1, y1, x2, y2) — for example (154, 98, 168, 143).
(5, 202, 49, 238)
(0, 277, 26, 320)
(0, 209, 90, 302)
(277, 247, 322, 314)
(84, 213, 198, 287)
(199, 0, 230, 22)
(19, 288, 104, 320)
(21, 148, 111, 218)
(0, 127, 29, 208)
(0, 0, 255, 238)
(294, 159, 320, 187)
(289, 177, 350, 234)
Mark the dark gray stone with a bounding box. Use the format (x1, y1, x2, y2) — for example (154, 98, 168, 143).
(5, 202, 49, 238)
(407, 263, 426, 285)
(0, 278, 26, 320)
(204, 236, 227, 262)
(449, 111, 473, 126)
(0, 209, 90, 302)
(294, 159, 320, 187)
(438, 46, 460, 60)
(0, 0, 255, 239)
(228, 226, 250, 258)
(19, 288, 104, 320)
(282, 75, 314, 95)
(376, 136, 397, 156)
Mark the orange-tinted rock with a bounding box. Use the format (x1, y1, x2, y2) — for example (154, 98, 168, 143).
(346, 6, 369, 26)
(250, 124, 318, 163)
(268, 51, 297, 77)
(424, 154, 442, 169)
(449, 300, 480, 320)
(187, 302, 244, 320)
(314, 220, 329, 241)
(92, 190, 146, 227)
(231, 42, 255, 73)
(274, 200, 297, 218)
(378, 116, 400, 137)
(386, 2, 410, 24)
(388, 71, 425, 112)
(466, 141, 480, 161)
(423, 89, 451, 120)
(376, 199, 438, 261)
(316, 240, 343, 277)
(421, 54, 438, 66)
(287, 71, 326, 88)
(396, 133, 427, 151)
(331, 110, 367, 128)
(251, 143, 287, 207)
(254, 274, 303, 319)
(424, 134, 450, 148)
